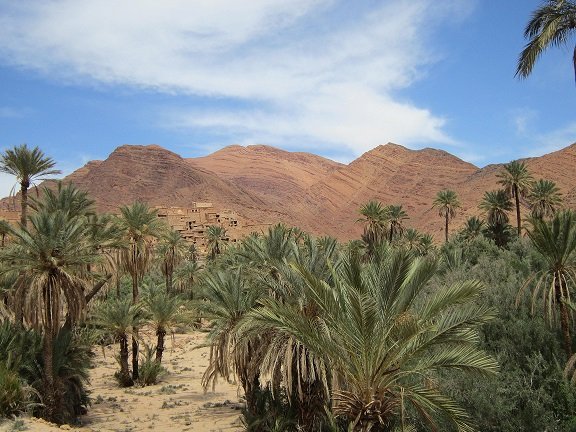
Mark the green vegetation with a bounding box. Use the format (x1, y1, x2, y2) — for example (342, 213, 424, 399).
(433, 189, 460, 243)
(0, 136, 575, 432)
(0, 143, 61, 227)
(516, 0, 576, 81)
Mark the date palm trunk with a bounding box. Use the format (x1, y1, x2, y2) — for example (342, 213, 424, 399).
(155, 327, 166, 363)
(42, 282, 63, 423)
(514, 184, 521, 236)
(557, 279, 573, 356)
(131, 274, 139, 381)
(118, 334, 133, 386)
(20, 180, 29, 228)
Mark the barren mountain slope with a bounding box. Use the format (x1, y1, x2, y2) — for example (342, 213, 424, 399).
(61, 145, 271, 222)
(460, 143, 576, 223)
(305, 143, 479, 239)
(187, 144, 345, 233)
(189, 144, 342, 190)
(3, 142, 576, 242)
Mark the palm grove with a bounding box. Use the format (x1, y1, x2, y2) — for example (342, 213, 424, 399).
(0, 137, 574, 432)
(2, 0, 576, 427)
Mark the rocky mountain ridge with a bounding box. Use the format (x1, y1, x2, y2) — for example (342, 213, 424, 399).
(4, 142, 576, 240)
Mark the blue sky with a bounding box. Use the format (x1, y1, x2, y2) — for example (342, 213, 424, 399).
(0, 0, 575, 196)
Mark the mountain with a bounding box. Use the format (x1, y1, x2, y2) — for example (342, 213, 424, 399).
(305, 144, 479, 238)
(60, 145, 271, 226)
(5, 142, 576, 241)
(188, 144, 343, 233)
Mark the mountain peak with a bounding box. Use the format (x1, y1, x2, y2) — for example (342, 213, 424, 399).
(8, 141, 576, 243)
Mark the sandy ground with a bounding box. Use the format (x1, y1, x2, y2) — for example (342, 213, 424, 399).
(0, 332, 243, 432)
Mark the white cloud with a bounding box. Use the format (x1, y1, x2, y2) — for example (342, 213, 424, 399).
(511, 108, 538, 136)
(0, 0, 473, 156)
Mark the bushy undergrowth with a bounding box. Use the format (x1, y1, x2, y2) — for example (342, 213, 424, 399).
(136, 345, 166, 386)
(241, 387, 299, 432)
(437, 237, 576, 431)
(0, 365, 33, 418)
(0, 322, 94, 424)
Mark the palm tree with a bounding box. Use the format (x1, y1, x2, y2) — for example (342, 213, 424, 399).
(460, 216, 485, 242)
(529, 179, 563, 219)
(520, 210, 576, 355)
(157, 230, 188, 293)
(237, 224, 298, 278)
(29, 182, 94, 218)
(117, 202, 166, 381)
(206, 225, 228, 261)
(195, 268, 264, 414)
(433, 189, 460, 243)
(260, 234, 341, 429)
(497, 161, 533, 236)
(92, 298, 145, 387)
(417, 233, 436, 256)
(0, 209, 99, 423)
(142, 284, 191, 363)
(358, 201, 388, 253)
(479, 189, 513, 226)
(0, 144, 61, 228)
(516, 0, 576, 81)
(401, 228, 422, 251)
(174, 261, 201, 296)
(385, 204, 408, 243)
(484, 222, 515, 248)
(0, 220, 11, 248)
(249, 250, 497, 431)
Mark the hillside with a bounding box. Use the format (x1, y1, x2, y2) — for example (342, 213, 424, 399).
(4, 142, 576, 241)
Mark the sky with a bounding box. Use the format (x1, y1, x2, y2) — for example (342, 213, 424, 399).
(0, 0, 575, 196)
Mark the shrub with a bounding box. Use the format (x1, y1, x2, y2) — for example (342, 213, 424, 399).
(136, 345, 166, 386)
(0, 364, 33, 418)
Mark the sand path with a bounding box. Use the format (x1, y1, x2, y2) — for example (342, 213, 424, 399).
(1, 332, 243, 432)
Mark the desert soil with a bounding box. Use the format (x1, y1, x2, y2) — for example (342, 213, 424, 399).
(0, 332, 243, 432)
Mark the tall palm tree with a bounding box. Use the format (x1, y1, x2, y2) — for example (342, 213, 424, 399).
(358, 201, 388, 253)
(195, 268, 264, 414)
(520, 210, 576, 355)
(157, 230, 188, 293)
(174, 261, 201, 296)
(206, 225, 228, 261)
(0, 144, 61, 228)
(385, 204, 408, 243)
(497, 161, 533, 236)
(249, 250, 497, 431)
(92, 298, 145, 387)
(117, 202, 166, 381)
(433, 189, 460, 243)
(142, 284, 191, 363)
(516, 0, 576, 81)
(479, 189, 513, 226)
(529, 179, 563, 219)
(0, 209, 99, 423)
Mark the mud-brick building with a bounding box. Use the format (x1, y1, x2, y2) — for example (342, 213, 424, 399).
(155, 203, 242, 252)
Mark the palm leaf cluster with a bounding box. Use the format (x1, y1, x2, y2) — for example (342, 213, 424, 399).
(517, 0, 576, 81)
(197, 224, 497, 431)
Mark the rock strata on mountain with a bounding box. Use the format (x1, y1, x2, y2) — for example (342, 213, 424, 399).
(62, 145, 263, 212)
(4, 142, 576, 242)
